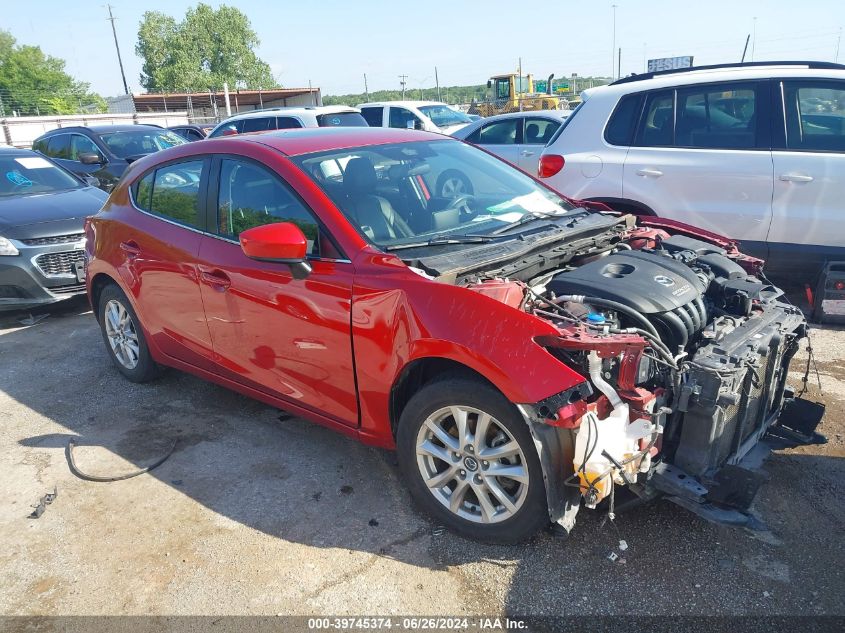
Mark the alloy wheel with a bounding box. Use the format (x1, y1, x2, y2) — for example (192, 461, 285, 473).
(104, 299, 140, 370)
(415, 405, 529, 524)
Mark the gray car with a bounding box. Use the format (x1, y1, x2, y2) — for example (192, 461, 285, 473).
(0, 148, 108, 311)
(450, 110, 569, 174)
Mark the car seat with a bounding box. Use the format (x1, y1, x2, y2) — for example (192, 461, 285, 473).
(343, 158, 413, 241)
(525, 123, 541, 144)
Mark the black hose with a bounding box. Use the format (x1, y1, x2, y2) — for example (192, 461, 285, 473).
(553, 295, 661, 341)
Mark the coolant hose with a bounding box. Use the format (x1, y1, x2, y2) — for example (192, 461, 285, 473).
(554, 295, 661, 341)
(588, 350, 624, 411)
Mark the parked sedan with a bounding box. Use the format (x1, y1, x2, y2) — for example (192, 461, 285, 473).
(33, 125, 187, 192)
(0, 148, 107, 311)
(451, 110, 569, 173)
(86, 127, 808, 543)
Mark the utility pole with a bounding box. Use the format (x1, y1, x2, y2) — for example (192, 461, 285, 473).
(364, 73, 369, 101)
(435, 67, 441, 102)
(618, 48, 622, 80)
(836, 28, 842, 63)
(612, 4, 618, 80)
(518, 57, 523, 111)
(106, 5, 130, 95)
(398, 74, 408, 99)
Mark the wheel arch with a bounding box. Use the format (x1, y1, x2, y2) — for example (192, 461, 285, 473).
(388, 356, 500, 440)
(89, 272, 121, 322)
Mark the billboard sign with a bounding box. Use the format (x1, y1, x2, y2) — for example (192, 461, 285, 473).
(647, 56, 694, 73)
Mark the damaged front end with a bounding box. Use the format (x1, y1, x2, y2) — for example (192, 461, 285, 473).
(468, 227, 812, 533)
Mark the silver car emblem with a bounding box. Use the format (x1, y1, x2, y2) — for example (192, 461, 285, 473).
(654, 275, 676, 287)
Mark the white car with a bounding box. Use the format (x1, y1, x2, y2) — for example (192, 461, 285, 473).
(207, 106, 367, 138)
(450, 110, 570, 172)
(538, 61, 845, 317)
(358, 101, 472, 135)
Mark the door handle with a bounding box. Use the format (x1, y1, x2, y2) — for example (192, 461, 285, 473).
(520, 150, 535, 156)
(200, 269, 231, 291)
(119, 240, 141, 258)
(636, 168, 664, 177)
(779, 173, 814, 183)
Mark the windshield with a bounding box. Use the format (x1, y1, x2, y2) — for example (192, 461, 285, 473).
(294, 140, 575, 249)
(317, 112, 369, 127)
(99, 129, 187, 159)
(0, 155, 82, 198)
(418, 105, 472, 128)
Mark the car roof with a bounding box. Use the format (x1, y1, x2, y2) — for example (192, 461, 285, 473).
(473, 110, 569, 121)
(39, 124, 163, 135)
(0, 146, 37, 156)
(357, 101, 448, 109)
(587, 63, 845, 100)
(217, 105, 360, 123)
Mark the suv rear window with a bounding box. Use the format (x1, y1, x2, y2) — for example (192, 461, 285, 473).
(604, 93, 644, 146)
(317, 112, 368, 127)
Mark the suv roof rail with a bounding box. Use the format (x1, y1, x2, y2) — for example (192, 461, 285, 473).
(610, 60, 845, 85)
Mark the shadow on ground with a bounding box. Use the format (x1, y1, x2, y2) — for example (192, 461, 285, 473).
(0, 297, 843, 616)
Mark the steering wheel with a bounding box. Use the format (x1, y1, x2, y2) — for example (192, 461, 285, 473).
(445, 194, 476, 218)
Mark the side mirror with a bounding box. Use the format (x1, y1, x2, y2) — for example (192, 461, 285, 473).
(78, 152, 104, 165)
(239, 222, 312, 280)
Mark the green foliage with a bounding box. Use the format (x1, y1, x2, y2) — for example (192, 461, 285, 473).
(136, 3, 277, 93)
(0, 30, 106, 116)
(323, 85, 488, 106)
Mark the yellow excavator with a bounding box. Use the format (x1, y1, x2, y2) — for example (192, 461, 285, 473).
(468, 73, 566, 116)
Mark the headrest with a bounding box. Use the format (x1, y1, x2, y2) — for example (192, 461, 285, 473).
(344, 157, 377, 195)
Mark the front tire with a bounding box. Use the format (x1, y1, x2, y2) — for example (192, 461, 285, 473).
(396, 377, 548, 543)
(98, 284, 160, 383)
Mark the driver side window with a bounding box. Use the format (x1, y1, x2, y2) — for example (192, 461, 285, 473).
(389, 107, 420, 129)
(216, 159, 323, 256)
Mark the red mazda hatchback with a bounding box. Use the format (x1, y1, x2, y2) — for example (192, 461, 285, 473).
(86, 127, 807, 542)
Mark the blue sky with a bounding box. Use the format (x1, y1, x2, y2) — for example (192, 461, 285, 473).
(4, 0, 843, 97)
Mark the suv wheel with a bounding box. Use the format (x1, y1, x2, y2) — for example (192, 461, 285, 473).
(98, 284, 160, 383)
(396, 377, 548, 543)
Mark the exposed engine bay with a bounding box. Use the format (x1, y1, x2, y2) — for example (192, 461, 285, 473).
(405, 211, 809, 529)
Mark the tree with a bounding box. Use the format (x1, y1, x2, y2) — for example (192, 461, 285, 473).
(0, 30, 106, 116)
(136, 3, 277, 93)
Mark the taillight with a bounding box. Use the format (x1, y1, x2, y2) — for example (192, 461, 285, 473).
(539, 154, 565, 178)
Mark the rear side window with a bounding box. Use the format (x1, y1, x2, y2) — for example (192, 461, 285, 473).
(675, 83, 758, 149)
(783, 81, 845, 152)
(134, 160, 204, 229)
(275, 117, 302, 130)
(524, 117, 561, 144)
(605, 93, 644, 146)
(361, 107, 383, 127)
(317, 112, 368, 127)
(240, 117, 274, 133)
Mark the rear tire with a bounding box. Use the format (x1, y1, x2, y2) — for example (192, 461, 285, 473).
(396, 377, 548, 543)
(97, 284, 160, 383)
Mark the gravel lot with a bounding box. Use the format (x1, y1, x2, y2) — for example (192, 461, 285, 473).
(0, 296, 843, 618)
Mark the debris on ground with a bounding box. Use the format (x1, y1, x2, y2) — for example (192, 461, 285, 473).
(18, 313, 49, 327)
(67, 437, 177, 482)
(368, 518, 379, 527)
(339, 485, 353, 495)
(28, 486, 57, 519)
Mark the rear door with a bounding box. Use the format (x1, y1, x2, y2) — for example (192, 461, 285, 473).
(517, 116, 562, 172)
(768, 78, 845, 279)
(196, 154, 359, 426)
(124, 158, 215, 369)
(622, 81, 773, 252)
